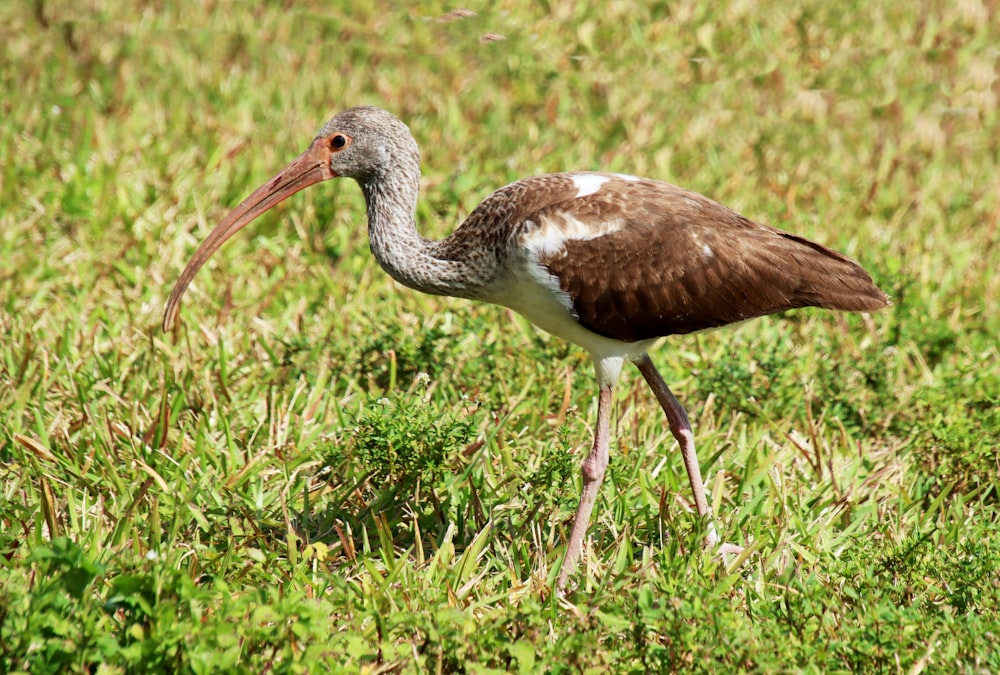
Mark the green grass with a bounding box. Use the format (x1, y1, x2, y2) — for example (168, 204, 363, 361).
(2, 0, 998, 672)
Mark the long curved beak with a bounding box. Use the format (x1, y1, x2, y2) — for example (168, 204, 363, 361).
(163, 142, 335, 331)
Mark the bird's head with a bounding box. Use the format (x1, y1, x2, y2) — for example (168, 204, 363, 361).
(161, 106, 416, 331)
(317, 105, 419, 182)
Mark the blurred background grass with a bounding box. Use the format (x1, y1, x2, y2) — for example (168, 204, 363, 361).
(1, 1, 998, 672)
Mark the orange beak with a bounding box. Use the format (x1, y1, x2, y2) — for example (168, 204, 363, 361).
(163, 141, 335, 331)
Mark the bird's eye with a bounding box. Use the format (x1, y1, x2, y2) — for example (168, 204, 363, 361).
(330, 134, 349, 150)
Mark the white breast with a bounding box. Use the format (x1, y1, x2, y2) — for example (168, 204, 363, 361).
(486, 248, 657, 387)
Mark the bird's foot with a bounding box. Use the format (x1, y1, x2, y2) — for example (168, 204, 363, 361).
(715, 541, 745, 557)
(704, 522, 745, 560)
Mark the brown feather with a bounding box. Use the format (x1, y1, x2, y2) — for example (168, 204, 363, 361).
(524, 177, 889, 342)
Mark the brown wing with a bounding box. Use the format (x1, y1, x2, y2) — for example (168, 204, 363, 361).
(539, 180, 889, 342)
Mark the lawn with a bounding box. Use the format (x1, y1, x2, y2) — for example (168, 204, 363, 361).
(1, 1, 998, 672)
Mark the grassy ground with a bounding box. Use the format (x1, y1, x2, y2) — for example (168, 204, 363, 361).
(1, 0, 998, 672)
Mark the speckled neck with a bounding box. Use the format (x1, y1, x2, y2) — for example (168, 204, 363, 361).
(358, 161, 493, 300)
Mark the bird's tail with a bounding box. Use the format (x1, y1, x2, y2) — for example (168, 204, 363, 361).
(783, 232, 892, 312)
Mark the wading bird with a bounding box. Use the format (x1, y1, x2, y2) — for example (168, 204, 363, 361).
(163, 106, 889, 588)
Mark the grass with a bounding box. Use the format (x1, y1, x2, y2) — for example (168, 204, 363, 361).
(1, 0, 998, 672)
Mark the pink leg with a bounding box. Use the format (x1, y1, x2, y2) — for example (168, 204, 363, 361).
(635, 354, 742, 556)
(556, 384, 612, 589)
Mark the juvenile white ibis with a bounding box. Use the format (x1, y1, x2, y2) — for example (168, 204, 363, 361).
(163, 106, 890, 588)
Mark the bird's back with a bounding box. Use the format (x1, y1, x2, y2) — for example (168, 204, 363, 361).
(448, 172, 889, 343)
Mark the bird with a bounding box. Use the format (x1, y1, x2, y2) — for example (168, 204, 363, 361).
(163, 105, 890, 589)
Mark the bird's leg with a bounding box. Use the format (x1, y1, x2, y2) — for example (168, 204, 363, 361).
(556, 384, 613, 589)
(635, 354, 742, 557)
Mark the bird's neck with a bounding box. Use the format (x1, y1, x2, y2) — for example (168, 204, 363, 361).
(359, 168, 493, 300)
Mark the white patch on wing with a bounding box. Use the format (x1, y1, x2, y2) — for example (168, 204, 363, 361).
(520, 220, 570, 258)
(610, 172, 641, 182)
(690, 230, 713, 257)
(519, 212, 625, 258)
(571, 173, 610, 198)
